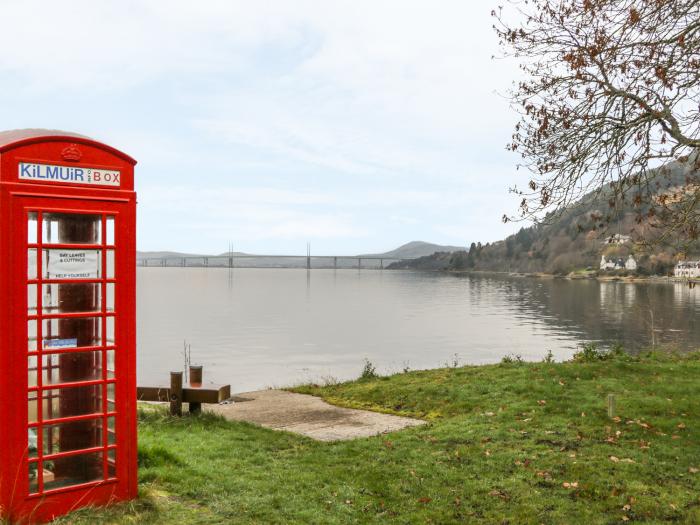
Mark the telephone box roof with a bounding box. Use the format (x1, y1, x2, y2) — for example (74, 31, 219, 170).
(0, 128, 136, 164)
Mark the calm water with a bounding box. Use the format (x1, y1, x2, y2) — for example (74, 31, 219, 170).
(137, 268, 699, 392)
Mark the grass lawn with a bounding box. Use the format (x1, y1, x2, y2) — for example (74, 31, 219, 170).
(51, 351, 700, 524)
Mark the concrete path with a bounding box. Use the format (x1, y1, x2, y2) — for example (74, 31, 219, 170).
(207, 389, 425, 442)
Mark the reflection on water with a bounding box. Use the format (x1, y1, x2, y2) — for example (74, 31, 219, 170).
(137, 269, 699, 392)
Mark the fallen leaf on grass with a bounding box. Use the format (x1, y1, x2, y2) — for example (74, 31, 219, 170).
(689, 467, 699, 474)
(610, 456, 635, 464)
(417, 497, 432, 504)
(489, 489, 510, 500)
(537, 400, 547, 405)
(677, 423, 686, 429)
(562, 481, 579, 489)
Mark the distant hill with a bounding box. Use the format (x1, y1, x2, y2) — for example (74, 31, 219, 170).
(137, 251, 208, 260)
(360, 241, 464, 259)
(392, 161, 699, 275)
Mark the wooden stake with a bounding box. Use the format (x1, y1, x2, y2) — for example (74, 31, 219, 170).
(607, 394, 616, 419)
(189, 365, 203, 414)
(170, 372, 183, 417)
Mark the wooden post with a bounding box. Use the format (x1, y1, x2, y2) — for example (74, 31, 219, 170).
(170, 372, 183, 416)
(189, 365, 203, 414)
(607, 394, 616, 419)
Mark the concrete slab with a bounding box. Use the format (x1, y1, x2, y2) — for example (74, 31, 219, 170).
(207, 389, 425, 441)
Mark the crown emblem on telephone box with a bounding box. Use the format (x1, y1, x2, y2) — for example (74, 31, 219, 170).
(61, 144, 82, 162)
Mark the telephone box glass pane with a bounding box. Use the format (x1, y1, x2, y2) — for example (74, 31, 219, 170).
(105, 317, 115, 345)
(28, 320, 38, 351)
(106, 350, 115, 378)
(28, 463, 39, 494)
(106, 250, 115, 278)
(44, 451, 104, 491)
(106, 283, 115, 312)
(28, 430, 39, 457)
(106, 216, 115, 245)
(28, 356, 39, 388)
(42, 213, 101, 245)
(42, 317, 102, 349)
(28, 249, 38, 279)
(107, 383, 116, 412)
(28, 212, 38, 243)
(27, 284, 37, 315)
(42, 283, 101, 314)
(39, 351, 103, 385)
(41, 384, 103, 421)
(42, 419, 103, 455)
(108, 417, 116, 442)
(28, 395, 38, 424)
(107, 449, 116, 478)
(42, 249, 101, 280)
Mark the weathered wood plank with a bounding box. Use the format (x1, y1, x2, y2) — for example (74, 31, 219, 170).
(137, 384, 231, 404)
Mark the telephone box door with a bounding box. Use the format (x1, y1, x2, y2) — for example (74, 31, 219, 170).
(9, 193, 136, 518)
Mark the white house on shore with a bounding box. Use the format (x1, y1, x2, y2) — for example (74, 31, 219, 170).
(605, 234, 631, 245)
(674, 260, 700, 278)
(600, 255, 637, 271)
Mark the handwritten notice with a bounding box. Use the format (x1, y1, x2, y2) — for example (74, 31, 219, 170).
(46, 250, 100, 279)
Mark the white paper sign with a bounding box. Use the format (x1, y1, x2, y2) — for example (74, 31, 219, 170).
(46, 249, 100, 279)
(19, 162, 121, 187)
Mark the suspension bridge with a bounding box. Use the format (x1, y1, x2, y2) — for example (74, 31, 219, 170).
(138, 244, 417, 270)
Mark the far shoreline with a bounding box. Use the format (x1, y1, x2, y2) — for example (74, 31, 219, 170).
(444, 268, 699, 284)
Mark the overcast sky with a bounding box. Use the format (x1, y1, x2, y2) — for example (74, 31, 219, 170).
(0, 1, 524, 255)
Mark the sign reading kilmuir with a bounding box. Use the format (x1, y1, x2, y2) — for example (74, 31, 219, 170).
(18, 162, 121, 187)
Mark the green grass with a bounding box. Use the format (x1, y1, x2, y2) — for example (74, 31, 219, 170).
(50, 352, 700, 524)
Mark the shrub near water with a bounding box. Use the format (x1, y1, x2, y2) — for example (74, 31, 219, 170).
(572, 342, 628, 362)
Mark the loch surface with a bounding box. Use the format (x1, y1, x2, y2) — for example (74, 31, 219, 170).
(137, 268, 699, 392)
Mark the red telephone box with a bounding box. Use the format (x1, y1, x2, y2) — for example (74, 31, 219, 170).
(0, 129, 137, 523)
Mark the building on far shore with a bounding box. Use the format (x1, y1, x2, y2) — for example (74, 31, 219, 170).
(674, 260, 700, 278)
(600, 255, 637, 271)
(605, 234, 631, 245)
